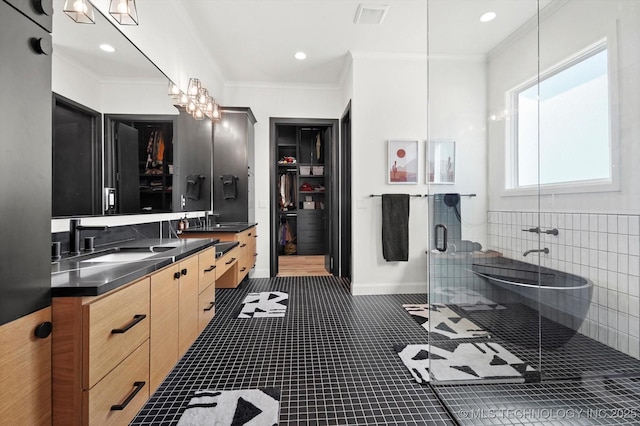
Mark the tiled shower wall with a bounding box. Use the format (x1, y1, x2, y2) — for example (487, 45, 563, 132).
(488, 211, 640, 360)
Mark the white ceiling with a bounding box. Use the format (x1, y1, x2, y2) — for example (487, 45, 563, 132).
(179, 0, 552, 85)
(52, 0, 553, 86)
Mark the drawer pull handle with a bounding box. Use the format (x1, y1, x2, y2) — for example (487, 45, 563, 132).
(111, 315, 146, 334)
(226, 257, 236, 265)
(173, 271, 181, 280)
(240, 243, 247, 248)
(204, 265, 216, 272)
(111, 381, 146, 411)
(181, 268, 188, 276)
(240, 267, 247, 272)
(34, 321, 53, 339)
(204, 302, 215, 312)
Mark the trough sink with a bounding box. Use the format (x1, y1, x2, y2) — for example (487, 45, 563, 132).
(78, 246, 176, 263)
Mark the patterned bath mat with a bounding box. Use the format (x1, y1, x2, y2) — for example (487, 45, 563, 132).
(402, 304, 488, 339)
(177, 388, 280, 426)
(394, 342, 536, 383)
(457, 302, 507, 312)
(238, 292, 288, 318)
(432, 287, 506, 308)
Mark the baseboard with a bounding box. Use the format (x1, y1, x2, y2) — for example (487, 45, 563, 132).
(351, 281, 427, 295)
(250, 267, 270, 279)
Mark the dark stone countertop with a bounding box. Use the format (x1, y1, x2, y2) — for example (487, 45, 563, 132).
(179, 222, 257, 234)
(214, 241, 240, 258)
(51, 238, 219, 297)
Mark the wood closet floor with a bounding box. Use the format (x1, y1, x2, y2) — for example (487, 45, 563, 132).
(277, 255, 331, 276)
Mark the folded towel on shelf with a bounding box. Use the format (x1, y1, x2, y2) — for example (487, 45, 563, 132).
(382, 194, 410, 261)
(186, 175, 204, 200)
(221, 174, 237, 200)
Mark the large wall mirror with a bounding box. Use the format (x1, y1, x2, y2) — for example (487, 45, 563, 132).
(51, 0, 212, 218)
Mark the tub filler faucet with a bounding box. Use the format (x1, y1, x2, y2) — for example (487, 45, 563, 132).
(523, 247, 549, 257)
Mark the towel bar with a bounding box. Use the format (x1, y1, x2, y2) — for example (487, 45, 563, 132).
(370, 194, 423, 198)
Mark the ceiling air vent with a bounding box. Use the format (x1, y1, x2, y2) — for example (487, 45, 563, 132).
(354, 3, 389, 25)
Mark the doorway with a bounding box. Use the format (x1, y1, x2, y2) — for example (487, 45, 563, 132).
(269, 117, 339, 277)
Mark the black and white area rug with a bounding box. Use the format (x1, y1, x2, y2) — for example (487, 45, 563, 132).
(177, 388, 280, 426)
(402, 304, 488, 339)
(431, 287, 507, 310)
(394, 342, 536, 383)
(238, 292, 288, 318)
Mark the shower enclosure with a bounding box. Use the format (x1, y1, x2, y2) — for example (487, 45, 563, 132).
(426, 0, 640, 385)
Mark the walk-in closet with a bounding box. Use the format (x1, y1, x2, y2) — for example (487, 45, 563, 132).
(270, 119, 338, 276)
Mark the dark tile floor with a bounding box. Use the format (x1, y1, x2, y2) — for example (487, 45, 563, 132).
(131, 276, 640, 425)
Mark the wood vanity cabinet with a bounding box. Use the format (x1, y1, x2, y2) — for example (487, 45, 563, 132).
(0, 307, 52, 426)
(52, 248, 219, 425)
(215, 226, 257, 288)
(52, 278, 151, 426)
(149, 255, 199, 392)
(198, 248, 217, 333)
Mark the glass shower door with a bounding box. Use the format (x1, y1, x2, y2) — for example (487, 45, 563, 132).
(425, 0, 543, 384)
(537, 0, 640, 381)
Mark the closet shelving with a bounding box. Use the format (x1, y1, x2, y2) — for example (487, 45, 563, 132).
(136, 122, 173, 212)
(276, 125, 328, 256)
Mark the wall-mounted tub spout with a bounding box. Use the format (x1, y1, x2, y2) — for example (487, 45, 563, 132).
(523, 247, 549, 257)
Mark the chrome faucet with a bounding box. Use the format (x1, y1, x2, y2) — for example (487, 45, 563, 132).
(523, 247, 549, 257)
(69, 219, 108, 255)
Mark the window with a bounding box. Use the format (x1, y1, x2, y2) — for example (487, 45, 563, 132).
(510, 41, 611, 190)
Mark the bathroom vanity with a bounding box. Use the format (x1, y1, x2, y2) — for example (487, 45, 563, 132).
(50, 239, 221, 426)
(179, 223, 258, 288)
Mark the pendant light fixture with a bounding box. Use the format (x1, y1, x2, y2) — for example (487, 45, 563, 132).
(169, 77, 222, 122)
(109, 0, 139, 25)
(168, 81, 181, 99)
(186, 99, 198, 114)
(63, 0, 95, 24)
(211, 102, 221, 121)
(197, 88, 209, 108)
(177, 92, 189, 107)
(187, 78, 201, 99)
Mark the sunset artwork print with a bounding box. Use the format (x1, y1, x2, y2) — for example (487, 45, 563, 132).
(388, 140, 418, 184)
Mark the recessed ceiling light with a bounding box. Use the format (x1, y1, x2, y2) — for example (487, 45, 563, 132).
(294, 51, 307, 60)
(99, 44, 115, 53)
(480, 11, 496, 23)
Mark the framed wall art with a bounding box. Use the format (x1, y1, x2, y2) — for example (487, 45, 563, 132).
(427, 139, 455, 184)
(388, 140, 418, 184)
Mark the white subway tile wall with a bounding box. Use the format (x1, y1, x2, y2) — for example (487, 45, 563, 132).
(488, 211, 640, 360)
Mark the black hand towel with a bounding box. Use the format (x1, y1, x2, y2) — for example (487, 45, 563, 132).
(186, 175, 204, 200)
(382, 194, 410, 262)
(222, 174, 237, 200)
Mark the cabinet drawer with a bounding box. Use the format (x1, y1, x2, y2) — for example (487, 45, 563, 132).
(198, 283, 216, 334)
(238, 255, 252, 281)
(216, 248, 238, 280)
(297, 243, 325, 255)
(298, 229, 324, 240)
(84, 278, 150, 389)
(84, 342, 149, 426)
(198, 247, 216, 293)
(298, 220, 323, 232)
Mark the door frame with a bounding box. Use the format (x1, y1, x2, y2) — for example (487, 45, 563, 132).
(104, 114, 178, 214)
(340, 101, 352, 279)
(269, 117, 339, 277)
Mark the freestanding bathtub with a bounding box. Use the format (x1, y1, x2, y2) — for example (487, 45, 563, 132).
(470, 251, 593, 349)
